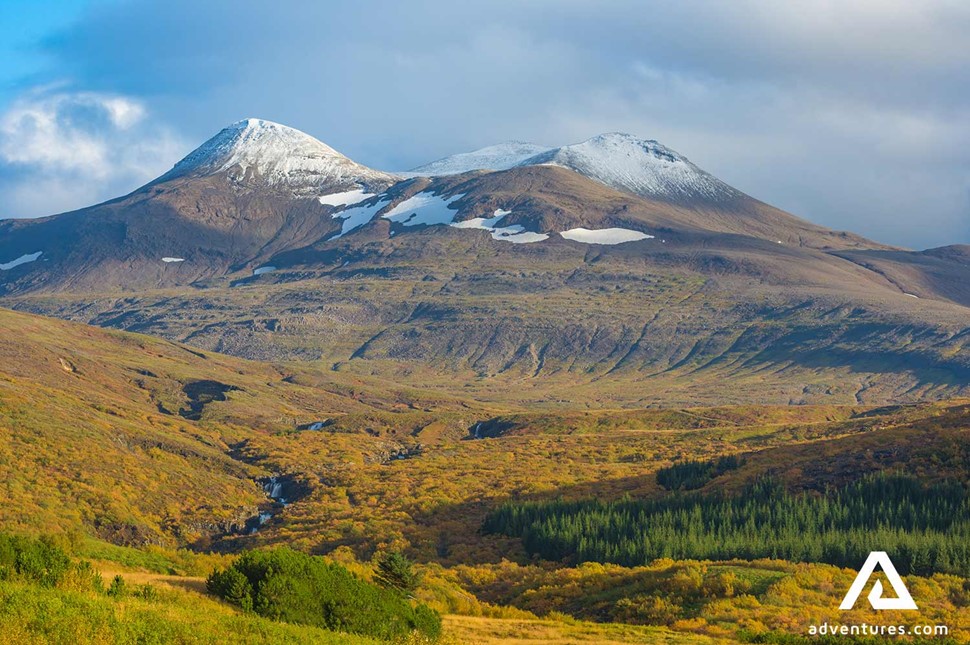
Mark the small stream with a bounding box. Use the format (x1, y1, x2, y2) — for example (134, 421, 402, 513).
(248, 476, 290, 534)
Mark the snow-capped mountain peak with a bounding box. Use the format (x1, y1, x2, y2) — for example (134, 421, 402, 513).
(157, 118, 397, 195)
(407, 141, 553, 176)
(517, 132, 742, 203)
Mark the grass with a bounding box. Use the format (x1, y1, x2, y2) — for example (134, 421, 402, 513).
(77, 537, 232, 577)
(0, 579, 379, 645)
(442, 615, 727, 644)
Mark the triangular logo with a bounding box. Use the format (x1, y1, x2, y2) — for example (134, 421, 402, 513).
(840, 551, 917, 610)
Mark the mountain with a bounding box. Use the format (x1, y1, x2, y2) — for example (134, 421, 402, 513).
(0, 118, 399, 292)
(1, 120, 969, 405)
(0, 124, 871, 295)
(517, 132, 741, 204)
(405, 133, 877, 248)
(408, 141, 552, 176)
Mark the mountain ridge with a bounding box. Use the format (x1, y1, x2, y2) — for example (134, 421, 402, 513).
(407, 132, 745, 205)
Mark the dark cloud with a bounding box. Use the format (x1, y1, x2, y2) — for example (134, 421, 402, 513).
(1, 0, 966, 248)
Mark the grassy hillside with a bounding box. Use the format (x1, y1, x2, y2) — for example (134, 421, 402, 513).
(0, 306, 495, 547)
(446, 558, 968, 643)
(0, 532, 383, 644)
(0, 578, 378, 645)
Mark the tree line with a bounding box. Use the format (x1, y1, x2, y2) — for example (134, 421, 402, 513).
(655, 455, 744, 491)
(483, 472, 970, 575)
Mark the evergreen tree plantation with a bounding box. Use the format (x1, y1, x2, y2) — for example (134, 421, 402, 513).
(484, 472, 970, 575)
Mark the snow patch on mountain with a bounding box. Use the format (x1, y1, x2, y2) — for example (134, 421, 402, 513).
(161, 257, 185, 263)
(330, 191, 646, 246)
(450, 208, 512, 230)
(408, 142, 553, 176)
(157, 118, 397, 195)
(451, 209, 549, 243)
(331, 193, 550, 244)
(331, 197, 391, 239)
(560, 227, 653, 245)
(253, 266, 276, 276)
(0, 251, 42, 270)
(318, 189, 375, 207)
(382, 192, 465, 227)
(518, 133, 741, 202)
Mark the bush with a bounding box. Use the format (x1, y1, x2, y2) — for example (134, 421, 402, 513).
(107, 575, 127, 598)
(207, 566, 254, 611)
(207, 547, 441, 641)
(136, 583, 160, 602)
(0, 534, 72, 587)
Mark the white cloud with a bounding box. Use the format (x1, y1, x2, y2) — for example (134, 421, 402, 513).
(0, 89, 187, 218)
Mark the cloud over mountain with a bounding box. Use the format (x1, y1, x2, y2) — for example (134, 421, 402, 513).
(0, 88, 186, 217)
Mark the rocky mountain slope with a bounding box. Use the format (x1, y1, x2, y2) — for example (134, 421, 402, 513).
(1, 119, 968, 405)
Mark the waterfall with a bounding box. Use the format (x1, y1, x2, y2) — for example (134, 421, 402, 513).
(249, 476, 290, 534)
(264, 477, 283, 500)
(262, 476, 288, 506)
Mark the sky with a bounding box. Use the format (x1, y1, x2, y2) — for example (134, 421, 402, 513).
(0, 0, 967, 249)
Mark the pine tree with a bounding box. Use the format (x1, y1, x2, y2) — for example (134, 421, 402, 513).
(374, 551, 420, 596)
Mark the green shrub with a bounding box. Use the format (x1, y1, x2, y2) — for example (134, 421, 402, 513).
(0, 534, 72, 587)
(107, 575, 127, 598)
(207, 547, 440, 641)
(208, 565, 254, 611)
(136, 583, 160, 602)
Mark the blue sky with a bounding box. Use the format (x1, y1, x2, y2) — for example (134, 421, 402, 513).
(1, 0, 968, 249)
(0, 0, 87, 87)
